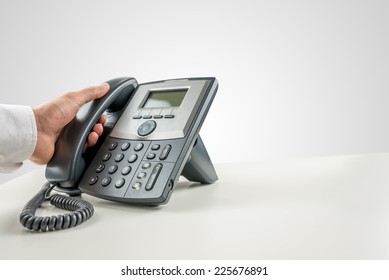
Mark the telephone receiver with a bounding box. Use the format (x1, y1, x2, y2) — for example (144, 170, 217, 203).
(20, 77, 218, 232)
(46, 77, 138, 194)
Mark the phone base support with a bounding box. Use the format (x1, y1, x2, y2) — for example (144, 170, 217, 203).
(181, 135, 218, 184)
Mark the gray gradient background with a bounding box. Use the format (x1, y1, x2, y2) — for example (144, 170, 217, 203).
(1, 0, 388, 184)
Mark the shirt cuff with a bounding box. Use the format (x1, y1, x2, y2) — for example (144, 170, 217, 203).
(0, 105, 37, 171)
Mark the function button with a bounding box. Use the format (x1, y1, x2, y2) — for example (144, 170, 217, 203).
(142, 162, 152, 169)
(133, 115, 142, 119)
(128, 154, 138, 163)
(137, 172, 147, 179)
(102, 153, 111, 162)
(132, 182, 142, 190)
(138, 120, 157, 136)
(109, 142, 118, 150)
(134, 143, 144, 151)
(89, 176, 98, 185)
(96, 164, 105, 173)
(145, 163, 163, 191)
(159, 144, 172, 160)
(151, 144, 160, 150)
(121, 166, 132, 175)
(121, 142, 131, 151)
(114, 153, 125, 162)
(115, 178, 125, 189)
(147, 153, 156, 160)
(153, 115, 163, 119)
(143, 115, 152, 119)
(102, 177, 111, 187)
(164, 115, 175, 119)
(108, 165, 118, 174)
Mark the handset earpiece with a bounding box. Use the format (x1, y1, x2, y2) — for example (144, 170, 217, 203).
(45, 77, 138, 193)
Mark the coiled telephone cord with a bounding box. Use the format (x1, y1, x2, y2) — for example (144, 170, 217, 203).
(19, 182, 94, 232)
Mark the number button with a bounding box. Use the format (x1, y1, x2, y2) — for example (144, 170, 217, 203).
(121, 142, 130, 151)
(109, 142, 118, 150)
(114, 153, 124, 162)
(115, 178, 125, 189)
(102, 153, 111, 162)
(128, 154, 138, 163)
(89, 176, 98, 185)
(121, 166, 132, 175)
(134, 143, 144, 151)
(108, 165, 118, 174)
(96, 164, 105, 173)
(102, 177, 111, 187)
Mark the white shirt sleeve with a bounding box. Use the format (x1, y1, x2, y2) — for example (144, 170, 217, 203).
(0, 104, 37, 173)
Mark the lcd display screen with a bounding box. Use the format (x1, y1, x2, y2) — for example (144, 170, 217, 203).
(143, 89, 187, 108)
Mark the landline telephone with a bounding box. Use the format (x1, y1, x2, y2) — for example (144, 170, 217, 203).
(20, 77, 218, 232)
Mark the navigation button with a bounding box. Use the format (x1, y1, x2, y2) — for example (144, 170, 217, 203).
(137, 120, 157, 136)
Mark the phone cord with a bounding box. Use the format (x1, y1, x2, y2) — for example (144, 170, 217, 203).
(19, 182, 94, 232)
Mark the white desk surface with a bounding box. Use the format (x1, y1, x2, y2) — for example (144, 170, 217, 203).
(1, 153, 389, 260)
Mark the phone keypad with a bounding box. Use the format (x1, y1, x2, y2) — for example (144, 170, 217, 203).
(80, 137, 183, 203)
(87, 139, 149, 189)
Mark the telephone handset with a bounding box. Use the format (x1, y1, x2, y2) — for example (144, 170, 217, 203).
(20, 77, 218, 232)
(45, 77, 138, 194)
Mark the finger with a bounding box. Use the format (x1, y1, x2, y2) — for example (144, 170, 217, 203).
(98, 114, 107, 125)
(92, 123, 104, 137)
(87, 131, 99, 147)
(68, 83, 110, 107)
(83, 142, 88, 154)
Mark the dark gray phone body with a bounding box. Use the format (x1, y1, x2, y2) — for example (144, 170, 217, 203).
(46, 77, 218, 205)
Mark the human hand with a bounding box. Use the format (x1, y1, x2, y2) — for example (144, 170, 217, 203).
(30, 83, 110, 164)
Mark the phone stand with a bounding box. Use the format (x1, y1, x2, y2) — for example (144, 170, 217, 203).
(181, 136, 218, 184)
